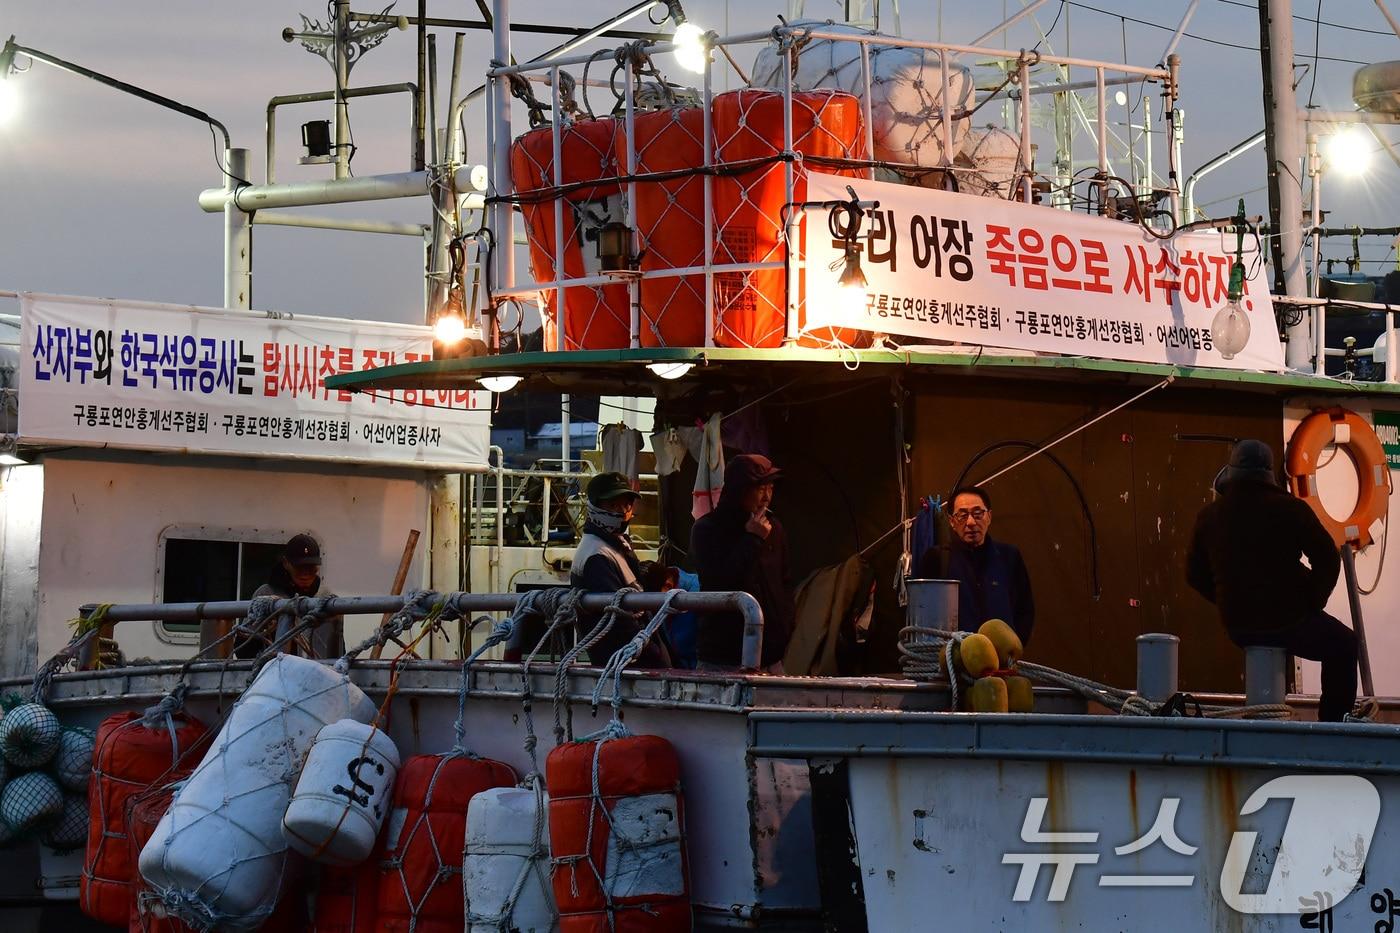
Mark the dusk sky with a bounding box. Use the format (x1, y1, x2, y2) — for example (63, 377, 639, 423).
(3, 1, 1399, 327)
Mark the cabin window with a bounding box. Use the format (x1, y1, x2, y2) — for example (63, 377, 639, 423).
(159, 536, 285, 633)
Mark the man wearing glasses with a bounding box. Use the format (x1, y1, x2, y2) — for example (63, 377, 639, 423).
(916, 485, 1035, 644)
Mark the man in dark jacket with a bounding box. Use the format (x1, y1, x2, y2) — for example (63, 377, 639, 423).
(916, 485, 1035, 645)
(567, 471, 670, 667)
(691, 454, 795, 671)
(1186, 439, 1357, 722)
(238, 533, 344, 659)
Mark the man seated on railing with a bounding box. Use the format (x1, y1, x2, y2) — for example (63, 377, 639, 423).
(569, 472, 672, 667)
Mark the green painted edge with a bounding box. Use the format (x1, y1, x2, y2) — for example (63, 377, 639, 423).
(324, 346, 1400, 396)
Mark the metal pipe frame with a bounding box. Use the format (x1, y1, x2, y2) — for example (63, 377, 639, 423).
(81, 589, 767, 670)
(1182, 130, 1265, 221)
(703, 41, 716, 348)
(265, 84, 419, 184)
(251, 212, 428, 236)
(200, 171, 432, 212)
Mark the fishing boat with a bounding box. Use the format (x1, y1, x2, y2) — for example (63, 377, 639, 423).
(4, 1, 1400, 930)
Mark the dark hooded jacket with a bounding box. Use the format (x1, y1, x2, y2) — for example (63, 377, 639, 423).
(1186, 476, 1340, 637)
(691, 467, 796, 668)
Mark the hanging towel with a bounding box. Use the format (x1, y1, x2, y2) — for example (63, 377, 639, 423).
(652, 427, 689, 477)
(601, 424, 643, 489)
(691, 413, 724, 520)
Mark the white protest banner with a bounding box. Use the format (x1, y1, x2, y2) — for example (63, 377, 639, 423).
(802, 173, 1284, 371)
(19, 294, 490, 470)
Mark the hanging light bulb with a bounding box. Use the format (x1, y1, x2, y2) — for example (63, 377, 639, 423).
(647, 361, 694, 380)
(835, 248, 869, 318)
(664, 2, 708, 74)
(1210, 296, 1251, 360)
(478, 375, 522, 393)
(433, 310, 467, 346)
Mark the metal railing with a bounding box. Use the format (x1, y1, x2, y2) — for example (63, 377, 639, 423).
(79, 589, 766, 670)
(483, 17, 1179, 350)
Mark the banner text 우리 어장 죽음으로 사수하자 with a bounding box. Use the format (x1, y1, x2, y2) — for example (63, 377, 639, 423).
(802, 172, 1283, 372)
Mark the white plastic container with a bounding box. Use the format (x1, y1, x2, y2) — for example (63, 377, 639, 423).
(282, 719, 399, 866)
(138, 655, 375, 931)
(464, 784, 558, 933)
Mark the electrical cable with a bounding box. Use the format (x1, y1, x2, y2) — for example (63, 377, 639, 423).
(1064, 0, 1371, 65)
(1216, 0, 1396, 37)
(1307, 0, 1324, 111)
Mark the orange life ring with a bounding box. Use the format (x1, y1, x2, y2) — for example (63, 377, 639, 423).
(1285, 407, 1392, 548)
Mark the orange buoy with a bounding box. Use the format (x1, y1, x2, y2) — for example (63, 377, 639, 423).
(547, 732, 691, 932)
(1285, 407, 1392, 548)
(376, 753, 516, 933)
(80, 711, 207, 927)
(512, 118, 632, 351)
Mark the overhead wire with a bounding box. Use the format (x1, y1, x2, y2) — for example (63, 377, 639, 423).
(1215, 0, 1397, 38)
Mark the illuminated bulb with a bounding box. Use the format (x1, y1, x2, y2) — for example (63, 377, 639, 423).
(478, 374, 522, 393)
(433, 312, 467, 346)
(0, 81, 19, 126)
(835, 250, 869, 318)
(647, 361, 694, 380)
(1210, 299, 1251, 360)
(1325, 127, 1373, 178)
(672, 21, 708, 75)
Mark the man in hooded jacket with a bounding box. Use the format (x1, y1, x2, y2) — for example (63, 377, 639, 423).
(691, 454, 795, 671)
(1186, 439, 1358, 722)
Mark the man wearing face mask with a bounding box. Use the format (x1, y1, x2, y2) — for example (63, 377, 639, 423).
(568, 471, 672, 667)
(915, 485, 1035, 645)
(691, 454, 795, 671)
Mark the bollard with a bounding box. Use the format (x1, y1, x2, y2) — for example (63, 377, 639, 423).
(1244, 645, 1288, 706)
(1135, 633, 1180, 702)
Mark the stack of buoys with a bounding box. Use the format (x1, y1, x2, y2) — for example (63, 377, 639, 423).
(81, 708, 208, 927)
(138, 654, 375, 931)
(952, 619, 1034, 713)
(547, 729, 692, 932)
(376, 752, 516, 932)
(0, 700, 95, 851)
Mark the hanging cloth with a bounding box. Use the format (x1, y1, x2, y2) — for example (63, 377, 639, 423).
(601, 424, 643, 489)
(691, 413, 724, 520)
(651, 428, 689, 478)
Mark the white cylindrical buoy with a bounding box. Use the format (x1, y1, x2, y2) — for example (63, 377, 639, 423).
(283, 719, 400, 866)
(465, 784, 557, 933)
(138, 654, 376, 931)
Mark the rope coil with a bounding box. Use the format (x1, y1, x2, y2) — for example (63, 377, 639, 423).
(900, 625, 1291, 720)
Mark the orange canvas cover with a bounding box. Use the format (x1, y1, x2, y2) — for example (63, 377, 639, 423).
(376, 754, 516, 933)
(80, 711, 207, 927)
(547, 734, 691, 933)
(512, 119, 631, 350)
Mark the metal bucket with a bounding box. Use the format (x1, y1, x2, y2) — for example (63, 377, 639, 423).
(904, 579, 959, 640)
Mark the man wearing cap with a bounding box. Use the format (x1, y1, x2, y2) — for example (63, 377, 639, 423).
(690, 454, 795, 671)
(1186, 439, 1358, 721)
(239, 533, 345, 660)
(568, 472, 671, 667)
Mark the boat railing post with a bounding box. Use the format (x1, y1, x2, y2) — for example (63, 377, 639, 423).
(624, 51, 640, 349)
(939, 51, 953, 177)
(782, 39, 798, 345)
(1387, 307, 1398, 383)
(703, 35, 716, 348)
(224, 148, 251, 310)
(1018, 53, 1033, 203)
(1309, 132, 1324, 374)
(860, 42, 875, 181)
(1095, 66, 1108, 212)
(490, 0, 515, 300)
(551, 66, 566, 352)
